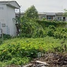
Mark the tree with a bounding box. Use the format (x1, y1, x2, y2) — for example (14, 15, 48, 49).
(64, 9, 67, 16)
(24, 5, 38, 19)
(19, 6, 45, 38)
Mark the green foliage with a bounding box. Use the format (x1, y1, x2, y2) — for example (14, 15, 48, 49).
(18, 19, 67, 38)
(37, 20, 67, 27)
(19, 18, 45, 38)
(9, 57, 30, 65)
(0, 34, 11, 45)
(47, 25, 56, 36)
(0, 37, 67, 65)
(54, 28, 67, 39)
(0, 40, 2, 44)
(36, 20, 67, 39)
(19, 6, 40, 38)
(17, 6, 67, 39)
(24, 5, 38, 19)
(64, 9, 67, 16)
(3, 34, 11, 39)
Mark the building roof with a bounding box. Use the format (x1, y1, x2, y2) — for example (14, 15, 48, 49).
(55, 12, 64, 16)
(0, 1, 20, 9)
(38, 12, 55, 16)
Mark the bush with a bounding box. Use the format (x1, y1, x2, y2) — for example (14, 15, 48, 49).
(54, 28, 67, 39)
(47, 25, 56, 36)
(19, 19, 45, 38)
(1, 37, 67, 65)
(3, 34, 11, 39)
(18, 19, 67, 39)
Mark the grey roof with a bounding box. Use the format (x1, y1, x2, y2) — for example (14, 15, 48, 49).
(38, 12, 55, 15)
(0, 1, 20, 9)
(55, 12, 64, 16)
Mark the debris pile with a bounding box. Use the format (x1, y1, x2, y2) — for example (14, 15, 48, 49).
(42, 53, 67, 67)
(24, 53, 67, 67)
(23, 61, 49, 67)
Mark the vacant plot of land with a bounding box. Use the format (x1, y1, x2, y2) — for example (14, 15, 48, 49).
(0, 36, 67, 66)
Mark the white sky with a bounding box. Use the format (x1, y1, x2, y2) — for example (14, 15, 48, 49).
(1, 0, 67, 12)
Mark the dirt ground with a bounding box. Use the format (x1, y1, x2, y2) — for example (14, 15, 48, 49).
(35, 52, 67, 67)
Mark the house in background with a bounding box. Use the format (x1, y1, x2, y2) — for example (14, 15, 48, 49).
(39, 12, 55, 20)
(16, 12, 67, 21)
(55, 13, 67, 21)
(39, 12, 67, 21)
(0, 1, 20, 36)
(38, 13, 46, 19)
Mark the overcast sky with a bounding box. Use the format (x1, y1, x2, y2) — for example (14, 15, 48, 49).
(1, 0, 67, 12)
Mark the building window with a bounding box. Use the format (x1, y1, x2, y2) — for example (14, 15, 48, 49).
(47, 16, 53, 20)
(2, 23, 6, 27)
(58, 17, 61, 21)
(63, 17, 65, 21)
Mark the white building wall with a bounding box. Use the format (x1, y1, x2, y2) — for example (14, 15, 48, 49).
(65, 17, 67, 21)
(0, 4, 17, 36)
(53, 17, 55, 20)
(0, 4, 7, 34)
(6, 6, 17, 36)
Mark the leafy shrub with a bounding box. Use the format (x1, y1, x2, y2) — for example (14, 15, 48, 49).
(19, 19, 45, 38)
(54, 28, 67, 39)
(37, 20, 67, 27)
(3, 34, 11, 39)
(0, 40, 2, 44)
(0, 37, 67, 65)
(9, 57, 30, 65)
(47, 25, 56, 36)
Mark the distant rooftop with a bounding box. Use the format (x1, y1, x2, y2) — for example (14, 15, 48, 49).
(38, 12, 65, 16)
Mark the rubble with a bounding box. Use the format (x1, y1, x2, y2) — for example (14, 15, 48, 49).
(42, 53, 67, 67)
(23, 61, 49, 67)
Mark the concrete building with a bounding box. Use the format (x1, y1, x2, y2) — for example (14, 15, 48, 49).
(55, 13, 67, 21)
(39, 12, 67, 21)
(0, 1, 20, 36)
(16, 12, 67, 21)
(39, 12, 55, 20)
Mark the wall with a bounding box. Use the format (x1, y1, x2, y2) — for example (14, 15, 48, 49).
(0, 4, 7, 34)
(6, 6, 17, 36)
(0, 4, 17, 36)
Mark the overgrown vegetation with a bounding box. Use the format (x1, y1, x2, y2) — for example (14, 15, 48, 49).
(0, 37, 67, 66)
(19, 18, 67, 38)
(18, 5, 67, 38)
(19, 5, 45, 38)
(37, 20, 67, 39)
